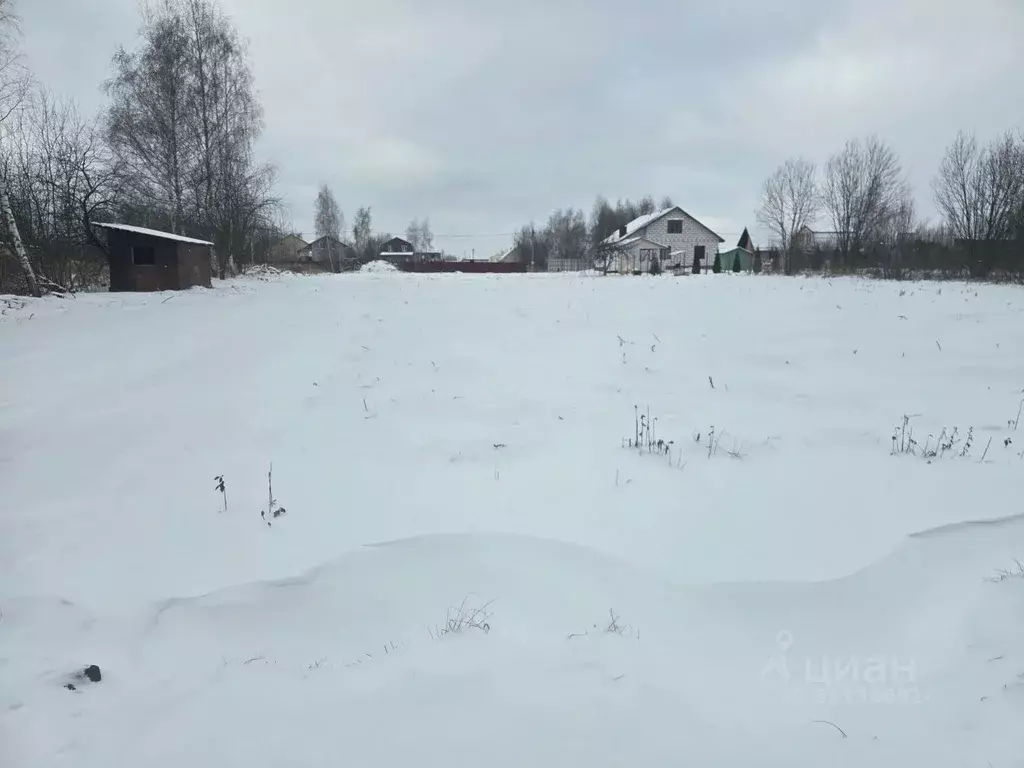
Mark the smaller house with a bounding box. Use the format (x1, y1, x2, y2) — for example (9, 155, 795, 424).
(94, 222, 212, 292)
(299, 236, 357, 272)
(265, 234, 309, 271)
(380, 236, 415, 257)
(719, 246, 750, 272)
(720, 228, 756, 271)
(379, 236, 444, 266)
(793, 225, 840, 252)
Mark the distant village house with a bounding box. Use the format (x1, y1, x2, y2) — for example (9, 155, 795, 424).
(300, 236, 357, 271)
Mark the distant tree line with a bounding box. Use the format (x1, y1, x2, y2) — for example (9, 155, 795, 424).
(757, 131, 1024, 280)
(0, 0, 280, 296)
(511, 194, 673, 270)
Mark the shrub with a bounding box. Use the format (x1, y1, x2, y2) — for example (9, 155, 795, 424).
(712, 253, 722, 273)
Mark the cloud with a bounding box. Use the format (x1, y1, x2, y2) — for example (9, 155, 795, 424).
(342, 138, 444, 186)
(19, 0, 1024, 250)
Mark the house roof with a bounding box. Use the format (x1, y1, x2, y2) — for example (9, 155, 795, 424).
(602, 206, 725, 245)
(299, 235, 351, 252)
(798, 225, 841, 236)
(93, 222, 213, 246)
(611, 236, 668, 250)
(489, 247, 515, 262)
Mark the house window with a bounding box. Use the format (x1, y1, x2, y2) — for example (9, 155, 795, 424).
(639, 248, 658, 262)
(667, 220, 683, 234)
(132, 245, 156, 266)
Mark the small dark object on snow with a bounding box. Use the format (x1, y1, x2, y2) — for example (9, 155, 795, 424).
(64, 683, 76, 691)
(83, 665, 102, 683)
(272, 507, 286, 518)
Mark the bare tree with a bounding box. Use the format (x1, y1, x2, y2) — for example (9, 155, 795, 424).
(821, 136, 908, 264)
(404, 218, 421, 251)
(756, 158, 818, 272)
(546, 207, 588, 269)
(105, 1, 195, 233)
(352, 205, 372, 260)
(103, 0, 276, 277)
(4, 89, 119, 290)
(0, 0, 38, 296)
(182, 0, 271, 276)
(313, 183, 341, 270)
(404, 217, 433, 252)
(418, 217, 433, 251)
(933, 130, 1024, 244)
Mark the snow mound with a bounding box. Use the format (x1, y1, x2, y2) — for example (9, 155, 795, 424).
(5, 523, 1024, 767)
(360, 259, 399, 273)
(241, 264, 289, 280)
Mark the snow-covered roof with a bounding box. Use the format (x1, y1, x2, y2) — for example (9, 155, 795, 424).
(602, 209, 673, 245)
(490, 247, 516, 262)
(602, 206, 725, 245)
(379, 251, 414, 257)
(610, 236, 669, 249)
(93, 222, 213, 246)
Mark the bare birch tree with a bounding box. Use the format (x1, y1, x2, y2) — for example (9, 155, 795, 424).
(404, 218, 421, 251)
(104, 1, 194, 232)
(418, 218, 433, 251)
(404, 217, 433, 252)
(756, 158, 818, 269)
(104, 0, 276, 277)
(314, 184, 341, 270)
(0, 0, 38, 295)
(352, 206, 372, 260)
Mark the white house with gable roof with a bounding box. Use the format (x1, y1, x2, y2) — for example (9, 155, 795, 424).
(600, 206, 724, 273)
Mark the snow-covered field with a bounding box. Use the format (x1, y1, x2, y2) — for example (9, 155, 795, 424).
(2, 272, 1023, 766)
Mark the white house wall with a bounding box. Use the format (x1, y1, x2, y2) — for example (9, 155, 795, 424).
(640, 210, 721, 267)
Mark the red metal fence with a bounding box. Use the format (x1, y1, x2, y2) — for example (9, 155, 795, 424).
(399, 261, 527, 274)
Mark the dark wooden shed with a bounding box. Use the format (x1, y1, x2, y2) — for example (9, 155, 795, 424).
(94, 222, 213, 292)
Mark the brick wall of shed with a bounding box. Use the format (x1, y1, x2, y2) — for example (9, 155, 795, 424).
(177, 244, 213, 288)
(107, 230, 179, 291)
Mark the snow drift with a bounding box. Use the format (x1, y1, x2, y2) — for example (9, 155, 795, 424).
(2, 272, 1023, 766)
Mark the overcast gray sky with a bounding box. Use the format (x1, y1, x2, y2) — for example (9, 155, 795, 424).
(21, 0, 1024, 256)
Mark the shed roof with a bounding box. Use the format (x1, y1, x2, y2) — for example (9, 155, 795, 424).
(93, 222, 214, 246)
